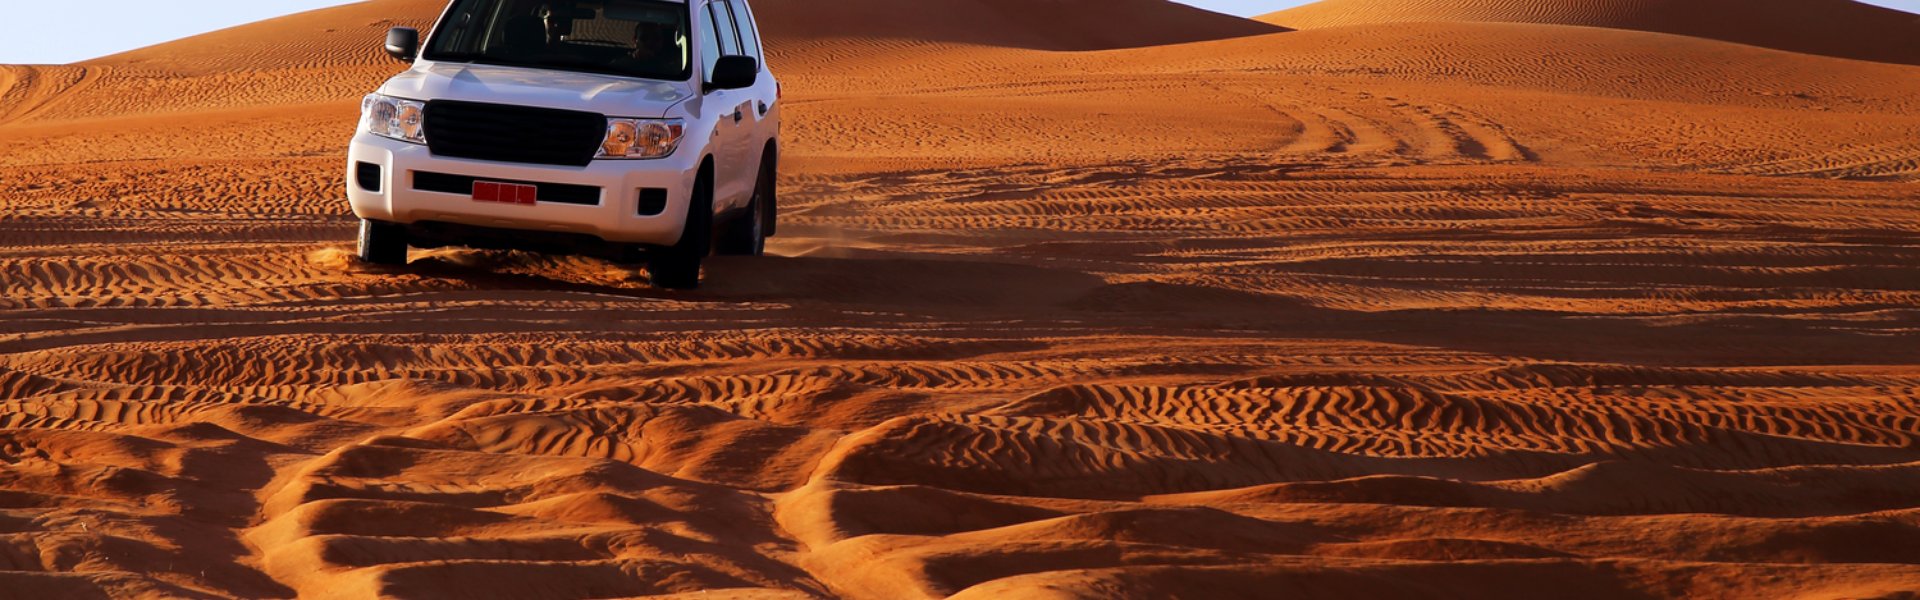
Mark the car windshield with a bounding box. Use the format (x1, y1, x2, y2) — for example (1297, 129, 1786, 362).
(424, 0, 692, 82)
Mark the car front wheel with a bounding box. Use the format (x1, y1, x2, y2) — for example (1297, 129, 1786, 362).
(357, 219, 409, 266)
(649, 171, 714, 289)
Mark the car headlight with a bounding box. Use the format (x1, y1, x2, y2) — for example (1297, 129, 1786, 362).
(598, 118, 684, 160)
(362, 94, 427, 144)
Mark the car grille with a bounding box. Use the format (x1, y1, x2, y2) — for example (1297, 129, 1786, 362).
(423, 100, 607, 167)
(412, 171, 602, 205)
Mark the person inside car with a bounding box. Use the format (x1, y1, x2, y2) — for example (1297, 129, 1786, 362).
(616, 21, 683, 76)
(499, 2, 565, 57)
(542, 3, 578, 44)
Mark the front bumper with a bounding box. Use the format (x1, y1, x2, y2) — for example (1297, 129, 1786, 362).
(346, 132, 701, 246)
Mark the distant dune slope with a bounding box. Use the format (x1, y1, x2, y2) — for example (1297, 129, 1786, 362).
(0, 0, 1277, 124)
(0, 66, 98, 126)
(86, 0, 449, 74)
(752, 0, 1284, 51)
(89, 0, 1279, 77)
(1260, 0, 1920, 65)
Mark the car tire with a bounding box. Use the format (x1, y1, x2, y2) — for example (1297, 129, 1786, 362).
(650, 169, 713, 290)
(357, 219, 409, 266)
(716, 156, 774, 257)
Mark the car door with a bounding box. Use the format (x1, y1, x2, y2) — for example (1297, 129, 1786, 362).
(723, 0, 776, 175)
(700, 0, 753, 213)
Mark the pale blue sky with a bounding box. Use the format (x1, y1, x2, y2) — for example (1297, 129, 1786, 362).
(1, 0, 1916, 65)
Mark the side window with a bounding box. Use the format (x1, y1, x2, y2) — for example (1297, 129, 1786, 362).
(708, 1, 742, 59)
(698, 2, 723, 81)
(427, 0, 490, 57)
(726, 1, 762, 64)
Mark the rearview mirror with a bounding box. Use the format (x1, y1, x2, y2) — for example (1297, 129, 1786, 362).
(709, 55, 758, 91)
(384, 27, 419, 63)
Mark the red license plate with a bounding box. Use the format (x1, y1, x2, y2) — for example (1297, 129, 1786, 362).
(472, 181, 538, 205)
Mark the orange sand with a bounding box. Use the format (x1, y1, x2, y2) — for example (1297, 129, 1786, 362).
(4, 0, 1920, 598)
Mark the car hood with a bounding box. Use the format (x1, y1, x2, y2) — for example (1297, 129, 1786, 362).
(380, 61, 693, 119)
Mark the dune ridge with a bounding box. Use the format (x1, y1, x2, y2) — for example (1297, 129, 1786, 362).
(1261, 0, 1920, 65)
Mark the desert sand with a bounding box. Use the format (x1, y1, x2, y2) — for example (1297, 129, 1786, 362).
(4, 0, 1920, 598)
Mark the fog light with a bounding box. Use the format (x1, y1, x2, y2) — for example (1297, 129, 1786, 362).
(356, 162, 382, 192)
(637, 188, 668, 216)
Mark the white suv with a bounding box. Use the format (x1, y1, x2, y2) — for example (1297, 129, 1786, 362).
(347, 0, 780, 289)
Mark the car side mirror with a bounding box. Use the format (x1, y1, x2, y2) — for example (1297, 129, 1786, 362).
(385, 27, 420, 63)
(709, 56, 758, 91)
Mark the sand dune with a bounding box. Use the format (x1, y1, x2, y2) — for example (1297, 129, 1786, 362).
(5, 0, 1920, 597)
(754, 0, 1282, 51)
(1261, 0, 1920, 65)
(86, 0, 450, 74)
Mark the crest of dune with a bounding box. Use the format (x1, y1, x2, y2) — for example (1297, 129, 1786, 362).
(748, 0, 1285, 50)
(87, 0, 1282, 76)
(1261, 0, 1920, 64)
